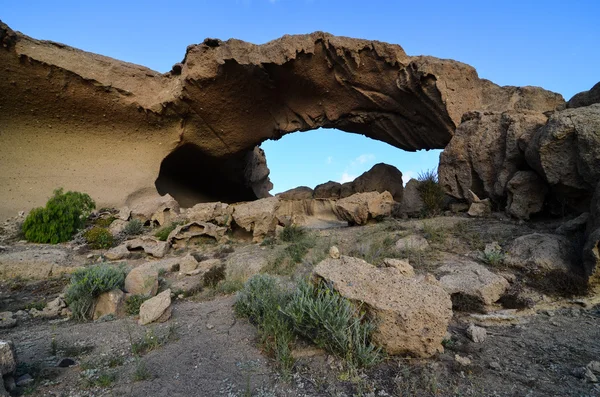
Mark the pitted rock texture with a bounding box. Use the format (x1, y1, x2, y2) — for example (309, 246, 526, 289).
(0, 21, 563, 218)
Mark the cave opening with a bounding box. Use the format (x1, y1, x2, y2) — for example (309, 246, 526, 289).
(154, 128, 442, 209)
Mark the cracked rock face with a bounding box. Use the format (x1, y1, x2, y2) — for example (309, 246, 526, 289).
(0, 22, 563, 218)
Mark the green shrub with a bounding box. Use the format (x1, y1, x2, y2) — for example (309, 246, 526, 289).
(482, 249, 505, 267)
(154, 222, 181, 241)
(124, 219, 143, 236)
(84, 227, 114, 249)
(284, 280, 382, 368)
(22, 188, 95, 244)
(94, 216, 116, 227)
(125, 294, 149, 315)
(417, 170, 446, 217)
(280, 225, 307, 242)
(65, 264, 126, 320)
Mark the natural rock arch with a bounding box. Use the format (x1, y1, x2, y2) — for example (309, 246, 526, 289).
(0, 21, 563, 217)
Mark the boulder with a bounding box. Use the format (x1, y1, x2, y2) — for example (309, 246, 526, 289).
(167, 221, 228, 248)
(329, 246, 340, 259)
(171, 275, 203, 296)
(526, 104, 600, 197)
(108, 219, 128, 236)
(124, 267, 159, 296)
(567, 81, 600, 108)
(244, 146, 274, 199)
(468, 201, 491, 217)
(185, 202, 233, 227)
(138, 289, 172, 325)
(93, 289, 126, 320)
(277, 187, 314, 200)
(435, 259, 509, 306)
(33, 296, 67, 318)
(346, 163, 404, 202)
(439, 110, 549, 202)
(314, 256, 452, 357)
(0, 340, 16, 376)
(382, 258, 415, 277)
(125, 190, 180, 224)
(504, 233, 577, 272)
(179, 253, 199, 274)
(334, 191, 394, 225)
(398, 179, 424, 216)
(466, 324, 487, 343)
(225, 246, 268, 281)
(506, 171, 548, 220)
(395, 235, 430, 251)
(314, 181, 342, 199)
(0, 312, 16, 329)
(105, 237, 169, 260)
(231, 197, 280, 242)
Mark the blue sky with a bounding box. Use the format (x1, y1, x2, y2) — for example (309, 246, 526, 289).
(3, 1, 599, 193)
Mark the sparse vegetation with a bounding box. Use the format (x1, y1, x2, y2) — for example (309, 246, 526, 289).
(84, 226, 114, 249)
(417, 169, 446, 217)
(234, 275, 382, 375)
(22, 188, 95, 244)
(124, 218, 144, 236)
(422, 222, 447, 244)
(94, 216, 116, 227)
(348, 236, 397, 266)
(133, 359, 152, 381)
(482, 249, 505, 267)
(154, 221, 181, 241)
(125, 294, 150, 315)
(527, 270, 590, 298)
(280, 225, 306, 242)
(65, 264, 127, 320)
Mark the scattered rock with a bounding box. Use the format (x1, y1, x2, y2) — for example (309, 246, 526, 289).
(171, 275, 203, 296)
(587, 361, 600, 375)
(466, 324, 487, 343)
(15, 374, 34, 387)
(468, 200, 491, 217)
(314, 256, 452, 357)
(395, 235, 430, 251)
(0, 340, 16, 376)
(0, 312, 16, 329)
(329, 246, 340, 259)
(504, 233, 577, 272)
(124, 267, 159, 296)
(382, 258, 415, 277)
(56, 358, 76, 368)
(399, 179, 424, 216)
(506, 171, 548, 220)
(105, 237, 169, 260)
(33, 296, 67, 318)
(469, 310, 524, 327)
(335, 191, 394, 225)
(93, 289, 126, 320)
(489, 361, 501, 371)
(138, 289, 172, 325)
(126, 191, 180, 224)
(168, 221, 228, 247)
(455, 354, 472, 366)
(572, 366, 598, 383)
(179, 253, 199, 274)
(436, 259, 509, 306)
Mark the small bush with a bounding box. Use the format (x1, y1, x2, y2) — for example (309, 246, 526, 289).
(125, 294, 149, 315)
(348, 236, 397, 266)
(284, 281, 382, 368)
(422, 222, 446, 244)
(482, 250, 505, 267)
(65, 264, 126, 320)
(154, 222, 181, 241)
(417, 170, 446, 217)
(280, 225, 306, 243)
(22, 188, 96, 244)
(84, 227, 114, 249)
(123, 219, 144, 236)
(94, 216, 116, 228)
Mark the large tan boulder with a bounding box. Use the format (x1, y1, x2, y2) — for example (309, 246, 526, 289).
(231, 197, 280, 242)
(314, 256, 452, 357)
(167, 221, 228, 248)
(138, 289, 172, 325)
(335, 191, 394, 225)
(185, 202, 233, 227)
(504, 233, 577, 272)
(435, 259, 509, 306)
(105, 237, 169, 260)
(93, 289, 126, 320)
(506, 171, 548, 220)
(124, 190, 180, 224)
(124, 267, 159, 296)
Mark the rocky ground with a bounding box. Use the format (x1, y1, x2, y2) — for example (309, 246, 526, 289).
(1, 213, 600, 397)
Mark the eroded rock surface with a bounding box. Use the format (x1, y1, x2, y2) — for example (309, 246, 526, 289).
(0, 22, 564, 218)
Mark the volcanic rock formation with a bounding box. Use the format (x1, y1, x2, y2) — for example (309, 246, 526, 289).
(0, 21, 564, 219)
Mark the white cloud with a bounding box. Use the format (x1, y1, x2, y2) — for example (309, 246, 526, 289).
(339, 172, 356, 183)
(352, 153, 375, 166)
(402, 170, 416, 186)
